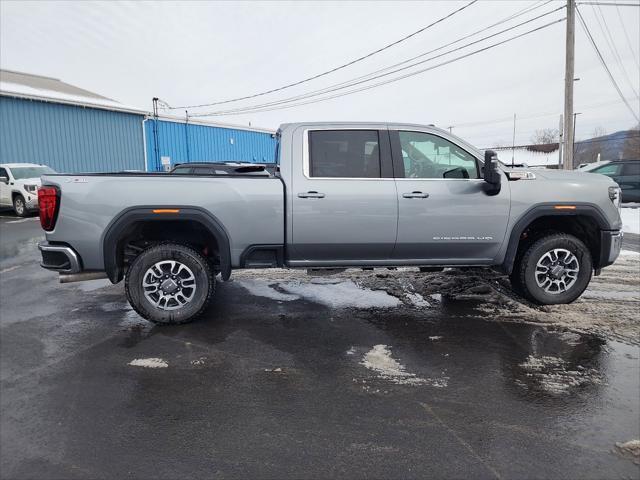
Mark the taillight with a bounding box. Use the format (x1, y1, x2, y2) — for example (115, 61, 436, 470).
(38, 186, 59, 231)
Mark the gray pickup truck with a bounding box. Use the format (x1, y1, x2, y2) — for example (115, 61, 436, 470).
(38, 122, 623, 324)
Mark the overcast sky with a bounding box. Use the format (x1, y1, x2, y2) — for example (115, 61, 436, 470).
(1, 0, 638, 147)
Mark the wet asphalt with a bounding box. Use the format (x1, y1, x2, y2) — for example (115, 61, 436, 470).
(1, 214, 639, 479)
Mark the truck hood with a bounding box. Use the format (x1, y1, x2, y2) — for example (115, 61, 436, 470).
(529, 168, 616, 185)
(15, 177, 42, 186)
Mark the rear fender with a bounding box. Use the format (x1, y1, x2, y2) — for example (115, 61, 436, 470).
(102, 206, 231, 282)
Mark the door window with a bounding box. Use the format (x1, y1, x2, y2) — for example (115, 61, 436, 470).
(398, 131, 478, 179)
(622, 162, 640, 176)
(594, 163, 621, 176)
(0, 168, 7, 180)
(308, 130, 381, 178)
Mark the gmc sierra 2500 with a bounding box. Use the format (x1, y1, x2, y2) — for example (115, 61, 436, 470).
(38, 122, 623, 324)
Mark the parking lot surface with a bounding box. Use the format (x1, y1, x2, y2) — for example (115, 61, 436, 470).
(1, 215, 639, 479)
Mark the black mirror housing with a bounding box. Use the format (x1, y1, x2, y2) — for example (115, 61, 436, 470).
(483, 150, 501, 195)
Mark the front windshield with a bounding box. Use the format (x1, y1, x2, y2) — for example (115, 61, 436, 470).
(10, 166, 56, 180)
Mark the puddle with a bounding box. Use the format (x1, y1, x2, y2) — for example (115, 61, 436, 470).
(516, 355, 602, 395)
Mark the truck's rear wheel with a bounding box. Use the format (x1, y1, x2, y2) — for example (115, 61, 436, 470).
(125, 243, 214, 324)
(510, 233, 592, 305)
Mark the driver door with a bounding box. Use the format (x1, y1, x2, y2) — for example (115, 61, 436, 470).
(391, 130, 510, 263)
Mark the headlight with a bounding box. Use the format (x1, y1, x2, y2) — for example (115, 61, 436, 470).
(608, 186, 621, 209)
(24, 184, 38, 193)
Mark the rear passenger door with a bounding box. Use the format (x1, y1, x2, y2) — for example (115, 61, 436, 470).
(390, 130, 511, 263)
(289, 128, 398, 263)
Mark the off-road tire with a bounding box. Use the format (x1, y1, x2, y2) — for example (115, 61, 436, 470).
(13, 194, 27, 217)
(510, 233, 592, 305)
(125, 242, 215, 325)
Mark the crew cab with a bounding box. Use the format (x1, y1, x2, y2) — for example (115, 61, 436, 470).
(37, 122, 623, 324)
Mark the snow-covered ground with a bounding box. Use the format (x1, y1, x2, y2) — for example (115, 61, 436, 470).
(621, 207, 640, 234)
(233, 248, 640, 345)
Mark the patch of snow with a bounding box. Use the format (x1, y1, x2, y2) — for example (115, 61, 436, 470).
(619, 249, 640, 257)
(428, 336, 443, 341)
(0, 265, 20, 274)
(620, 207, 640, 235)
(280, 280, 400, 309)
(346, 346, 356, 355)
(405, 292, 431, 307)
(128, 358, 168, 368)
(191, 357, 207, 366)
(615, 439, 640, 464)
(119, 309, 153, 332)
(0, 80, 145, 113)
(360, 344, 447, 387)
(430, 293, 442, 302)
(236, 279, 300, 302)
(264, 367, 283, 373)
(101, 302, 128, 312)
(75, 278, 113, 292)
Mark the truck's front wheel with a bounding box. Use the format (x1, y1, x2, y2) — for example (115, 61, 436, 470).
(125, 243, 215, 324)
(511, 233, 592, 305)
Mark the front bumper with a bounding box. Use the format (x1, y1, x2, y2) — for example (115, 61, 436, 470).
(38, 242, 82, 273)
(24, 192, 39, 210)
(597, 230, 623, 270)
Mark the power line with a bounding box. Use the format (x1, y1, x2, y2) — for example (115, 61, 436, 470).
(191, 6, 564, 117)
(193, 17, 565, 117)
(615, 4, 640, 71)
(481, 132, 640, 149)
(448, 96, 636, 129)
(256, 1, 557, 109)
(168, 0, 479, 110)
(576, 6, 640, 122)
(591, 4, 639, 98)
(577, 2, 640, 6)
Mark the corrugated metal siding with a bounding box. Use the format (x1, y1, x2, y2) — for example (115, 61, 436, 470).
(145, 119, 276, 171)
(0, 96, 145, 173)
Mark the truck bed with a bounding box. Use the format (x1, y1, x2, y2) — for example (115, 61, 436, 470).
(41, 173, 285, 270)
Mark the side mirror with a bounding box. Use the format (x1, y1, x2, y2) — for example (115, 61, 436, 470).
(0, 176, 8, 184)
(483, 150, 501, 195)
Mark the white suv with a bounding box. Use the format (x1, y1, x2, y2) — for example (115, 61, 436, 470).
(0, 163, 56, 217)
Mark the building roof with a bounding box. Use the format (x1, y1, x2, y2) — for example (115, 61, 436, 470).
(491, 144, 560, 167)
(0, 69, 146, 115)
(0, 70, 278, 134)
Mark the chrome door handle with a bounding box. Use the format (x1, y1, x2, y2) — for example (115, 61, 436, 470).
(402, 191, 429, 198)
(298, 191, 325, 198)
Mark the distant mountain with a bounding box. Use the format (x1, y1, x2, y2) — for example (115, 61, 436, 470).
(574, 128, 639, 167)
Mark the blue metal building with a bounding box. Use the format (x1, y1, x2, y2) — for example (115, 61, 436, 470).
(1, 69, 276, 174)
(144, 118, 276, 171)
(0, 96, 146, 173)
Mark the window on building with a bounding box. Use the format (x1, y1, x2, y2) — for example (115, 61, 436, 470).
(398, 131, 478, 179)
(308, 130, 381, 178)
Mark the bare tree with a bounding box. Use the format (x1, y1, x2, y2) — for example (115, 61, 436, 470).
(530, 128, 559, 145)
(591, 126, 607, 138)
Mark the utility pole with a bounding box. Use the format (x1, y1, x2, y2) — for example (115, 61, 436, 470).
(511, 113, 516, 166)
(558, 113, 564, 168)
(573, 112, 581, 157)
(563, 0, 576, 170)
(152, 97, 160, 170)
